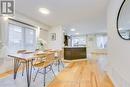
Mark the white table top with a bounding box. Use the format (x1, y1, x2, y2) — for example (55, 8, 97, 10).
(8, 53, 35, 60)
(8, 51, 47, 60)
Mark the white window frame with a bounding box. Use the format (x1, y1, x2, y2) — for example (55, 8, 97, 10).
(7, 20, 36, 53)
(96, 34, 107, 49)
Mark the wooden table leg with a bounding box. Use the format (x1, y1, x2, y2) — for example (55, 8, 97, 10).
(14, 59, 20, 80)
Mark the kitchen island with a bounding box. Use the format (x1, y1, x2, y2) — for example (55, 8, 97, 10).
(64, 47, 87, 60)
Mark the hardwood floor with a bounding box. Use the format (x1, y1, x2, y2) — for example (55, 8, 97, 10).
(0, 60, 114, 87)
(0, 67, 23, 78)
(48, 60, 114, 87)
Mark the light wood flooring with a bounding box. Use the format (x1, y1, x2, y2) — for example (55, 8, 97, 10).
(48, 60, 114, 87)
(0, 60, 114, 87)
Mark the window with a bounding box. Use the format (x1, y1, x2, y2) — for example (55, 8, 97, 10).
(8, 23, 36, 53)
(72, 36, 86, 47)
(25, 28, 36, 51)
(96, 34, 107, 49)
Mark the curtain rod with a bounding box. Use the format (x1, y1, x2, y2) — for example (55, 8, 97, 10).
(8, 18, 37, 28)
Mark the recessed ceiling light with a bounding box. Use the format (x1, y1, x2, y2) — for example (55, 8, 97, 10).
(70, 28, 75, 31)
(39, 8, 50, 15)
(75, 33, 79, 35)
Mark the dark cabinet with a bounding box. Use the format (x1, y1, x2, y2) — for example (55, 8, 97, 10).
(64, 47, 86, 60)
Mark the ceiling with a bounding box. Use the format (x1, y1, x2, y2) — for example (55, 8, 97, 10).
(63, 14, 107, 35)
(15, 0, 109, 35)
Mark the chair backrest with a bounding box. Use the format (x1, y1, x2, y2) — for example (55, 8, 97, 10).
(17, 50, 26, 54)
(60, 50, 64, 59)
(33, 53, 47, 64)
(44, 49, 52, 52)
(34, 53, 46, 58)
(45, 52, 55, 65)
(33, 52, 55, 67)
(57, 50, 64, 59)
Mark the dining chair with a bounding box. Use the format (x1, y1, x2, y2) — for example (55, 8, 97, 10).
(33, 53, 46, 66)
(56, 50, 64, 72)
(49, 50, 64, 72)
(33, 52, 56, 87)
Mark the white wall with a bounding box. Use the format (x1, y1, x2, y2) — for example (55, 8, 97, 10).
(0, 17, 9, 62)
(12, 13, 50, 41)
(87, 33, 107, 57)
(14, 13, 50, 30)
(0, 13, 50, 45)
(107, 0, 130, 86)
(39, 29, 49, 43)
(48, 26, 64, 50)
(86, 34, 97, 57)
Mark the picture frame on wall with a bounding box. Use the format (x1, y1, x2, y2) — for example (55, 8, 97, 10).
(51, 33, 56, 40)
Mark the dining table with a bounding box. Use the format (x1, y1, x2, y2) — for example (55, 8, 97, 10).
(8, 51, 47, 87)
